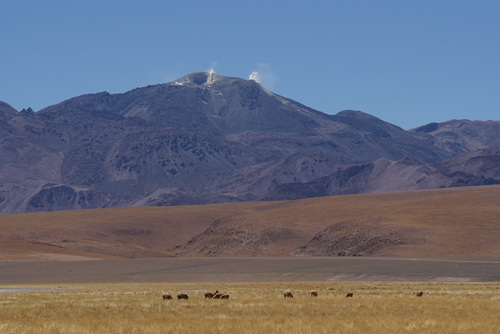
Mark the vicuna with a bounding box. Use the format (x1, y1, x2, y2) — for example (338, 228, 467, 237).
(205, 290, 219, 299)
(177, 293, 189, 300)
(212, 293, 223, 299)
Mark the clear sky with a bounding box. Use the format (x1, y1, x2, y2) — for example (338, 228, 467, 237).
(1, 0, 499, 129)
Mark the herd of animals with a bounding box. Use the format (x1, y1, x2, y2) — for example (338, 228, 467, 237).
(162, 290, 230, 300)
(162, 290, 425, 300)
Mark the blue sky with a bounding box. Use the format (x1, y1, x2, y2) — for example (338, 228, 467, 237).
(1, 0, 499, 129)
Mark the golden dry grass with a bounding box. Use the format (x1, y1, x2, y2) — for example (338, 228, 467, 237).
(1, 281, 499, 333)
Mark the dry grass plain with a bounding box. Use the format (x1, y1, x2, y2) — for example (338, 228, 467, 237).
(1, 282, 499, 333)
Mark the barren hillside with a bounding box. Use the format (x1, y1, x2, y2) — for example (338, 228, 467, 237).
(2, 73, 500, 215)
(1, 185, 499, 261)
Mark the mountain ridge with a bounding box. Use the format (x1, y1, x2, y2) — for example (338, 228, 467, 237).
(1, 72, 499, 214)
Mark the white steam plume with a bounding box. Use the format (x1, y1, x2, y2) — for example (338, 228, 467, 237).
(207, 61, 218, 73)
(249, 71, 260, 82)
(249, 63, 277, 90)
(206, 61, 218, 84)
(207, 69, 215, 84)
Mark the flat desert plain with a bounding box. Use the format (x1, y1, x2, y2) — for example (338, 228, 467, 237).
(1, 185, 500, 284)
(1, 256, 500, 284)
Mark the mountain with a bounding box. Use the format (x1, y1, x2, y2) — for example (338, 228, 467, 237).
(0, 101, 18, 115)
(411, 119, 500, 155)
(262, 148, 500, 200)
(1, 72, 500, 214)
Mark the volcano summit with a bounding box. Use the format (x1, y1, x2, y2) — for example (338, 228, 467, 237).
(0, 72, 499, 214)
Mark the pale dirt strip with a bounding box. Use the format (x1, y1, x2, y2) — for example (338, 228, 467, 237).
(1, 257, 500, 284)
(0, 288, 64, 293)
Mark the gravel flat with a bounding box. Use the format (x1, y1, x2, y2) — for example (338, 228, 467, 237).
(1, 257, 500, 284)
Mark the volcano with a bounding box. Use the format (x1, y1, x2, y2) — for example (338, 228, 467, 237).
(0, 72, 499, 214)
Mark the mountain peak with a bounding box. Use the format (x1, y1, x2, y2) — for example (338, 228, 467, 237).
(0, 101, 18, 115)
(173, 71, 216, 86)
(171, 71, 240, 87)
(1, 73, 500, 214)
(336, 110, 381, 120)
(169, 71, 265, 91)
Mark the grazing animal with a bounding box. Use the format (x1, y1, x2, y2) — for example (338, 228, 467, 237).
(284, 291, 294, 298)
(162, 294, 172, 300)
(310, 290, 318, 297)
(416, 291, 424, 297)
(212, 293, 223, 299)
(205, 290, 219, 299)
(220, 294, 230, 299)
(177, 293, 189, 300)
(345, 292, 354, 298)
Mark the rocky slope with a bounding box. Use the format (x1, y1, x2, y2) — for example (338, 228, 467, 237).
(1, 72, 499, 214)
(411, 119, 500, 155)
(262, 148, 500, 199)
